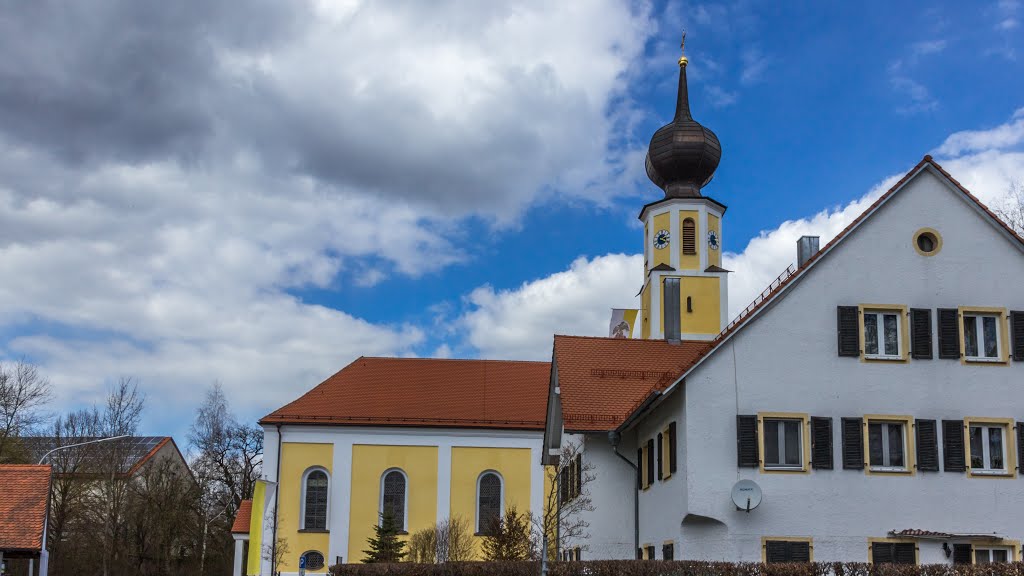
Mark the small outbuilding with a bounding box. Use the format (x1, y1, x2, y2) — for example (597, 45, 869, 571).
(0, 464, 51, 576)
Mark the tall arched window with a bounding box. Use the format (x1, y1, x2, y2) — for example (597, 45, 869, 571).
(682, 218, 697, 255)
(476, 471, 503, 535)
(302, 468, 329, 531)
(380, 469, 407, 531)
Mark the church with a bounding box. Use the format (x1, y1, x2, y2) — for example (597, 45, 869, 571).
(234, 38, 1024, 574)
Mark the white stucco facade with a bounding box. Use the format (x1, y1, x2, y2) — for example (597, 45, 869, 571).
(561, 163, 1024, 565)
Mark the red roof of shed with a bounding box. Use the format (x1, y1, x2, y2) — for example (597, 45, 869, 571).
(0, 464, 51, 551)
(231, 499, 252, 534)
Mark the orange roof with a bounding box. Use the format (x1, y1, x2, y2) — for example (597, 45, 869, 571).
(231, 499, 252, 534)
(261, 357, 551, 430)
(552, 335, 711, 431)
(0, 464, 51, 551)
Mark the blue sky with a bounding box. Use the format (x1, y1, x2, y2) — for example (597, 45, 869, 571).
(0, 0, 1022, 442)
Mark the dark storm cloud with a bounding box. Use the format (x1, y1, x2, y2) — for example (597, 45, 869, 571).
(0, 0, 305, 165)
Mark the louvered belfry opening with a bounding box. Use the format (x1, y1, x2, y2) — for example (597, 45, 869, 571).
(682, 218, 697, 255)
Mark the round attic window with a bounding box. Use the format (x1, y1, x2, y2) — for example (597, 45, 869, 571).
(913, 228, 941, 256)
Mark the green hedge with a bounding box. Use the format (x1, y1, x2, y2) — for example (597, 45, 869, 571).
(330, 560, 1024, 576)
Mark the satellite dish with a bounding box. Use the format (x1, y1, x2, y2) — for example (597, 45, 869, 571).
(731, 479, 762, 513)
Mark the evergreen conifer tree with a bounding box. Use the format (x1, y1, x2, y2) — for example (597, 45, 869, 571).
(363, 510, 407, 563)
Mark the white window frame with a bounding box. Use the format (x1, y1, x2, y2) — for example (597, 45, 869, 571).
(868, 421, 907, 472)
(974, 546, 1013, 564)
(300, 466, 330, 531)
(969, 424, 1008, 475)
(963, 313, 1002, 361)
(475, 470, 505, 534)
(379, 468, 409, 532)
(863, 309, 902, 360)
(763, 418, 804, 470)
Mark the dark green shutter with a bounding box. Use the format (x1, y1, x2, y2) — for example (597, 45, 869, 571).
(636, 448, 643, 489)
(646, 545, 655, 560)
(910, 308, 933, 359)
(837, 306, 860, 356)
(811, 417, 833, 470)
(668, 422, 678, 473)
(662, 543, 674, 561)
(573, 455, 581, 498)
(915, 419, 939, 471)
(953, 543, 973, 565)
(894, 543, 916, 564)
(871, 543, 893, 564)
(1017, 423, 1024, 474)
(736, 415, 759, 467)
(790, 541, 811, 563)
(1012, 311, 1024, 361)
(657, 433, 664, 480)
(841, 417, 864, 469)
(765, 541, 787, 563)
(943, 419, 966, 472)
(646, 438, 655, 485)
(559, 469, 568, 504)
(937, 308, 961, 359)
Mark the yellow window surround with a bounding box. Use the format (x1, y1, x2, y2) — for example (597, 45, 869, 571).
(958, 306, 1010, 365)
(857, 304, 910, 363)
(867, 537, 919, 565)
(761, 536, 814, 563)
(971, 539, 1021, 563)
(964, 417, 1018, 479)
(862, 415, 916, 475)
(757, 412, 811, 474)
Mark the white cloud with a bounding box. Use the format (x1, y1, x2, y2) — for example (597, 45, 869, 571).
(705, 85, 739, 108)
(934, 108, 1024, 156)
(739, 47, 768, 85)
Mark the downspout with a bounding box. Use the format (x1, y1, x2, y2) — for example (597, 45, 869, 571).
(608, 431, 639, 558)
(270, 424, 282, 575)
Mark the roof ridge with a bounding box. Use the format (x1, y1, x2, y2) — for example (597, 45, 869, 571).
(554, 334, 706, 344)
(356, 356, 550, 364)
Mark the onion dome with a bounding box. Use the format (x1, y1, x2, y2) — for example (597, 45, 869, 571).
(645, 33, 722, 198)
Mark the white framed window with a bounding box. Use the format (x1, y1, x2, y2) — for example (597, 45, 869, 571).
(868, 421, 907, 471)
(975, 547, 1012, 564)
(476, 471, 503, 535)
(863, 310, 902, 359)
(301, 550, 326, 570)
(301, 467, 329, 531)
(963, 313, 1002, 361)
(763, 419, 803, 470)
(969, 424, 1008, 474)
(379, 468, 408, 532)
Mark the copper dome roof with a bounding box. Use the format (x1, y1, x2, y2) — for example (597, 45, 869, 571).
(645, 42, 721, 198)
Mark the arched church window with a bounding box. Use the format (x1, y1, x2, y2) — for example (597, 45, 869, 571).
(476, 471, 503, 534)
(302, 468, 329, 530)
(380, 469, 408, 531)
(682, 218, 697, 255)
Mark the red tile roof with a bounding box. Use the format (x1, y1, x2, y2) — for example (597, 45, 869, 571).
(261, 357, 551, 430)
(552, 335, 711, 431)
(231, 500, 252, 534)
(614, 156, 1024, 427)
(0, 464, 51, 551)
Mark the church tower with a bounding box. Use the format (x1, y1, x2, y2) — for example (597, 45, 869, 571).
(639, 34, 729, 341)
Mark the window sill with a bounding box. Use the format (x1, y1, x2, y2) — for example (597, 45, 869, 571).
(868, 466, 911, 475)
(298, 529, 330, 534)
(763, 465, 807, 474)
(964, 357, 1006, 364)
(969, 469, 1014, 478)
(863, 355, 907, 363)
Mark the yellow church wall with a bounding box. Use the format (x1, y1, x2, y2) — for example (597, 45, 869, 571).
(652, 212, 671, 268)
(449, 447, 533, 558)
(678, 210, 700, 270)
(707, 213, 721, 267)
(681, 276, 721, 335)
(277, 442, 334, 573)
(348, 445, 438, 562)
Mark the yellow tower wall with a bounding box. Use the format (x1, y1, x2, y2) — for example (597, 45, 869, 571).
(641, 280, 652, 339)
(348, 445, 439, 562)
(652, 212, 671, 268)
(278, 442, 334, 573)
(449, 447, 533, 558)
(707, 213, 721, 267)
(681, 276, 721, 334)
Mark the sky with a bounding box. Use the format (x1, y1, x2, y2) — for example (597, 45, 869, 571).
(1, 0, 1023, 443)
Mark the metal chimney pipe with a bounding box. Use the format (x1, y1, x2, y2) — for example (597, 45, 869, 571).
(797, 236, 820, 268)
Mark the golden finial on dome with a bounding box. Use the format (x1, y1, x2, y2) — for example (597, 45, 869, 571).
(678, 30, 688, 67)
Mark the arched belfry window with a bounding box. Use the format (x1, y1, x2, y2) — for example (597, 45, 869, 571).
(302, 468, 329, 531)
(477, 471, 503, 535)
(380, 469, 408, 531)
(682, 218, 697, 255)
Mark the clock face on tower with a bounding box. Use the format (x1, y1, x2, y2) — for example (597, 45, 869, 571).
(707, 230, 719, 250)
(654, 229, 670, 250)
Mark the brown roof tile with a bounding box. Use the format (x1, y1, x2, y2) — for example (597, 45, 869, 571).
(553, 335, 711, 431)
(261, 357, 551, 430)
(0, 464, 51, 551)
(231, 499, 252, 534)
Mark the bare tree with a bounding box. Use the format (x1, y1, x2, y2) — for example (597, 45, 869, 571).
(0, 360, 52, 462)
(532, 441, 595, 559)
(434, 515, 475, 562)
(994, 180, 1024, 234)
(47, 408, 102, 575)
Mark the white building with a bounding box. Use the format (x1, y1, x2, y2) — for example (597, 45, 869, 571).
(544, 41, 1024, 567)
